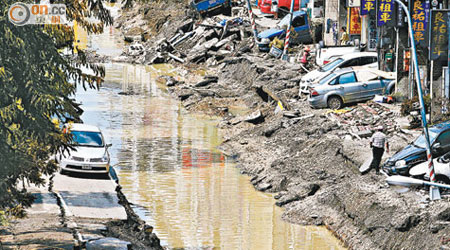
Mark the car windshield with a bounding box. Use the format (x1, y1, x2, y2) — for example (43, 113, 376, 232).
(413, 130, 439, 148)
(71, 131, 104, 147)
(278, 13, 302, 28)
(318, 73, 336, 85)
(320, 58, 344, 72)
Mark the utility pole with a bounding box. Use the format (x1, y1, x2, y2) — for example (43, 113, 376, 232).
(282, 0, 295, 59)
(245, 0, 258, 43)
(395, 0, 440, 200)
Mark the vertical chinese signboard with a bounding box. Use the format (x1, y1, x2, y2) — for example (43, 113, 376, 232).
(361, 0, 376, 15)
(350, 7, 362, 34)
(411, 0, 430, 47)
(429, 10, 448, 61)
(378, 0, 393, 26)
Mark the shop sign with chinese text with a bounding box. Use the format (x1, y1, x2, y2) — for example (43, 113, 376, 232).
(361, 0, 376, 15)
(378, 0, 394, 26)
(429, 10, 449, 61)
(411, 0, 430, 47)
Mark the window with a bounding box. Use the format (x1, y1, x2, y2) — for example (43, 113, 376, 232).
(338, 72, 357, 84)
(436, 130, 450, 146)
(292, 16, 306, 27)
(360, 56, 377, 65)
(319, 73, 336, 85)
(320, 58, 344, 72)
(341, 58, 360, 67)
(328, 78, 338, 85)
(71, 131, 104, 147)
(414, 130, 439, 148)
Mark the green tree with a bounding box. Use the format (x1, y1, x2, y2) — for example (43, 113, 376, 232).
(0, 0, 112, 219)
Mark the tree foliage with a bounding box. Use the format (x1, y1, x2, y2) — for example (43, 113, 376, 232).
(0, 0, 111, 217)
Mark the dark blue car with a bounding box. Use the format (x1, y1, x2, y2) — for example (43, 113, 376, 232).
(191, 0, 232, 16)
(257, 11, 312, 52)
(383, 121, 450, 175)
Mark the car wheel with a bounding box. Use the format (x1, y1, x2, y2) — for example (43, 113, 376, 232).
(436, 175, 450, 184)
(327, 96, 343, 110)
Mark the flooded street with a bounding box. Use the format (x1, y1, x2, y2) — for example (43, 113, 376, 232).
(73, 11, 345, 249)
(74, 63, 343, 249)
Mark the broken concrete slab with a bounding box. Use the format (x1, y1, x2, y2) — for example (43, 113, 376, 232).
(243, 110, 264, 124)
(194, 77, 218, 87)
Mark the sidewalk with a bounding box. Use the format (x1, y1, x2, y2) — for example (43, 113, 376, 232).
(0, 182, 74, 250)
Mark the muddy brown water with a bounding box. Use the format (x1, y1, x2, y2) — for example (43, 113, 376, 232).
(75, 7, 345, 249)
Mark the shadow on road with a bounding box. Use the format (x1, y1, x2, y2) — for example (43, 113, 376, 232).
(61, 172, 110, 180)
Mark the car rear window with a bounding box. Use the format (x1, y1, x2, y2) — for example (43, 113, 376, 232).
(71, 131, 104, 147)
(319, 73, 336, 85)
(321, 58, 344, 72)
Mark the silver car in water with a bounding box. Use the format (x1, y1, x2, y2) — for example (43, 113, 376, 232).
(308, 67, 396, 109)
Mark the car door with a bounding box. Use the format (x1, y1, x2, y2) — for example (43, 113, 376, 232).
(333, 72, 361, 102)
(360, 79, 383, 99)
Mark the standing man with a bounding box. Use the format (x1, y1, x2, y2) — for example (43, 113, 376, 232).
(369, 126, 389, 174)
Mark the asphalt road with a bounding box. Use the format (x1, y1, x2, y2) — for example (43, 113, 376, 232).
(52, 173, 127, 220)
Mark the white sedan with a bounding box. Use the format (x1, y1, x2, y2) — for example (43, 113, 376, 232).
(300, 52, 378, 95)
(58, 123, 111, 175)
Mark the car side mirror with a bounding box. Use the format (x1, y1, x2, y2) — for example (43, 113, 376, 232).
(106, 143, 112, 148)
(432, 143, 441, 153)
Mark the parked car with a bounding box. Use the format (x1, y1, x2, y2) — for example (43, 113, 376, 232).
(257, 11, 312, 52)
(315, 45, 361, 66)
(58, 123, 111, 175)
(308, 67, 395, 109)
(299, 52, 378, 94)
(383, 121, 450, 176)
(410, 151, 450, 184)
(259, 0, 301, 17)
(191, 0, 232, 17)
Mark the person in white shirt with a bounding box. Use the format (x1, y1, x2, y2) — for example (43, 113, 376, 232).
(369, 126, 389, 174)
(271, 0, 279, 19)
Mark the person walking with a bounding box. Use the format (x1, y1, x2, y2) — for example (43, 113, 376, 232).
(369, 126, 389, 174)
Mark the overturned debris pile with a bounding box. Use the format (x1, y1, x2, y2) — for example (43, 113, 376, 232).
(145, 15, 256, 65)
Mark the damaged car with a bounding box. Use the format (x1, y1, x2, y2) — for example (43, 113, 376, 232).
(409, 151, 450, 184)
(308, 67, 396, 109)
(383, 121, 450, 176)
(191, 0, 232, 17)
(257, 10, 312, 52)
(299, 52, 378, 94)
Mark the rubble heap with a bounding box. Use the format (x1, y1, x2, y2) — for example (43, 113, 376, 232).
(327, 102, 398, 138)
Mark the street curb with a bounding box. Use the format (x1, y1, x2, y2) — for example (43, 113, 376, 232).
(48, 175, 84, 249)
